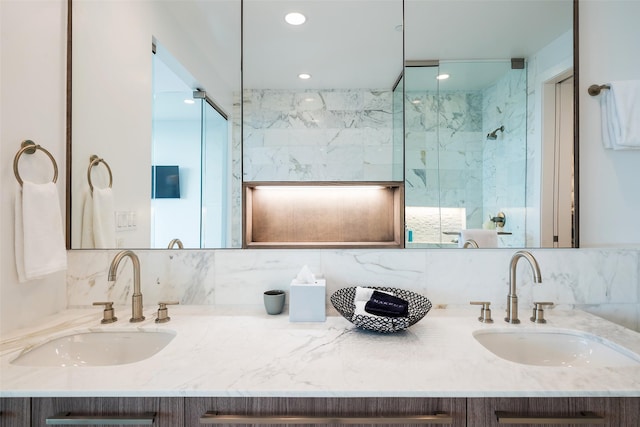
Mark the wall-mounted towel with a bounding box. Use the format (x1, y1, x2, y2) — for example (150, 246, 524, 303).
(14, 181, 67, 282)
(601, 80, 640, 150)
(81, 188, 116, 248)
(458, 229, 498, 248)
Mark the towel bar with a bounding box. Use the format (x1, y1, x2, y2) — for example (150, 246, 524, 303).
(588, 84, 610, 96)
(87, 154, 113, 192)
(13, 140, 58, 186)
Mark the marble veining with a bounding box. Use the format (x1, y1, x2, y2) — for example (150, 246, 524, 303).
(1, 307, 639, 397)
(242, 88, 398, 182)
(66, 248, 640, 332)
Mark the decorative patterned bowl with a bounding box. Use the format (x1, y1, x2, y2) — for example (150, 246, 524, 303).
(330, 286, 432, 333)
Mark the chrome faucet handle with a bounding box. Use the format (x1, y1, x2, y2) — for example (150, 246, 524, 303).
(470, 301, 493, 323)
(530, 301, 554, 323)
(155, 301, 179, 323)
(93, 301, 117, 324)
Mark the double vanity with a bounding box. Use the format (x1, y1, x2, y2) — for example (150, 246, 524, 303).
(1, 304, 639, 425)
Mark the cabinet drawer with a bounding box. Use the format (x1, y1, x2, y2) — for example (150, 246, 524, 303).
(467, 397, 639, 427)
(186, 397, 466, 426)
(0, 398, 30, 427)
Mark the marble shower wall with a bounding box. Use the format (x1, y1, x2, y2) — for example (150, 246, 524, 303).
(404, 64, 528, 247)
(482, 68, 528, 247)
(404, 90, 484, 244)
(67, 248, 640, 332)
(242, 89, 397, 182)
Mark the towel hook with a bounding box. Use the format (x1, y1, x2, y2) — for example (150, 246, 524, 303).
(87, 155, 113, 193)
(588, 84, 611, 96)
(13, 140, 58, 186)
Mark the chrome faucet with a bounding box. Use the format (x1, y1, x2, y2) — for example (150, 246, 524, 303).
(167, 238, 183, 249)
(108, 250, 145, 322)
(505, 250, 542, 324)
(462, 239, 479, 248)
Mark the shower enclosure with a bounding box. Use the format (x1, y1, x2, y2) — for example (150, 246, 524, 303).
(152, 53, 230, 248)
(401, 60, 527, 247)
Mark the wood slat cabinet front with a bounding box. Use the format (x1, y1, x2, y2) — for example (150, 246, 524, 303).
(30, 397, 184, 427)
(186, 397, 467, 427)
(467, 397, 640, 427)
(0, 398, 30, 427)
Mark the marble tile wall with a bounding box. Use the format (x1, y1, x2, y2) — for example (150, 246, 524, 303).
(482, 68, 528, 247)
(67, 248, 640, 332)
(242, 89, 398, 182)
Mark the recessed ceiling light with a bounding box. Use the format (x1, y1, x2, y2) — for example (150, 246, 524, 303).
(298, 73, 311, 80)
(184, 99, 195, 104)
(285, 12, 306, 25)
(436, 74, 450, 80)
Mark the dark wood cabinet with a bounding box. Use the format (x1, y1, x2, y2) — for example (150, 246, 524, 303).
(467, 397, 640, 427)
(0, 398, 30, 427)
(11, 396, 639, 425)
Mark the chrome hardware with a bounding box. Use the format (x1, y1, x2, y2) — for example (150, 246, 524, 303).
(46, 411, 155, 425)
(13, 140, 59, 186)
(167, 238, 183, 249)
(505, 250, 542, 324)
(495, 410, 604, 424)
(199, 411, 453, 425)
(530, 301, 554, 323)
(155, 301, 179, 323)
(470, 301, 493, 323)
(87, 155, 113, 193)
(491, 211, 506, 228)
(108, 250, 145, 322)
(588, 84, 610, 96)
(462, 239, 479, 248)
(92, 301, 117, 324)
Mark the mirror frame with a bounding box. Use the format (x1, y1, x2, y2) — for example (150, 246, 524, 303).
(65, 0, 580, 250)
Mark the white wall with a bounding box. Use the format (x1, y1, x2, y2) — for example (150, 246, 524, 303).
(0, 0, 67, 334)
(579, 0, 640, 247)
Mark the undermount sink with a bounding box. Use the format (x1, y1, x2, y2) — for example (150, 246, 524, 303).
(11, 330, 175, 367)
(473, 329, 640, 368)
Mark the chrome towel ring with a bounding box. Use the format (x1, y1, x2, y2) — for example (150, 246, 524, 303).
(13, 140, 58, 186)
(87, 155, 113, 193)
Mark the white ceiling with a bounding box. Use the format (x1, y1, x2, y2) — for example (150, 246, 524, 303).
(157, 0, 573, 92)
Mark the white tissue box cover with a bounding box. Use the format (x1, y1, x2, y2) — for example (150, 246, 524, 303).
(289, 279, 326, 322)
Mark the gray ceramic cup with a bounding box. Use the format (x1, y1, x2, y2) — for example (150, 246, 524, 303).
(263, 290, 286, 315)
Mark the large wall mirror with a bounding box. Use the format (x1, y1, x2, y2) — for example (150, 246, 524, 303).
(68, 0, 576, 250)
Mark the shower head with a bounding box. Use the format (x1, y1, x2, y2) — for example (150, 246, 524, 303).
(487, 126, 505, 140)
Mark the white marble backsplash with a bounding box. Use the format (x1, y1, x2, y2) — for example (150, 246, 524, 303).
(67, 248, 640, 332)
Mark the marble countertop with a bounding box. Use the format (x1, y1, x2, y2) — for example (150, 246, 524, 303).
(1, 306, 640, 398)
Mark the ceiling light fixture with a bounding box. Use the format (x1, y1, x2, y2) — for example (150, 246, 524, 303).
(298, 73, 311, 80)
(436, 73, 450, 80)
(285, 12, 306, 25)
(184, 99, 195, 104)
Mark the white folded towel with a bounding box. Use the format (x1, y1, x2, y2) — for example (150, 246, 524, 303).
(458, 229, 498, 248)
(601, 80, 640, 150)
(92, 187, 116, 248)
(14, 181, 67, 282)
(81, 190, 94, 248)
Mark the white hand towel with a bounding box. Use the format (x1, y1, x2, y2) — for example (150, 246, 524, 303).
(80, 190, 95, 248)
(601, 80, 640, 150)
(14, 181, 67, 282)
(92, 187, 116, 248)
(458, 229, 498, 248)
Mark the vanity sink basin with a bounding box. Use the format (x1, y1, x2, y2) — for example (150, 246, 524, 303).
(11, 330, 175, 367)
(473, 329, 640, 368)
